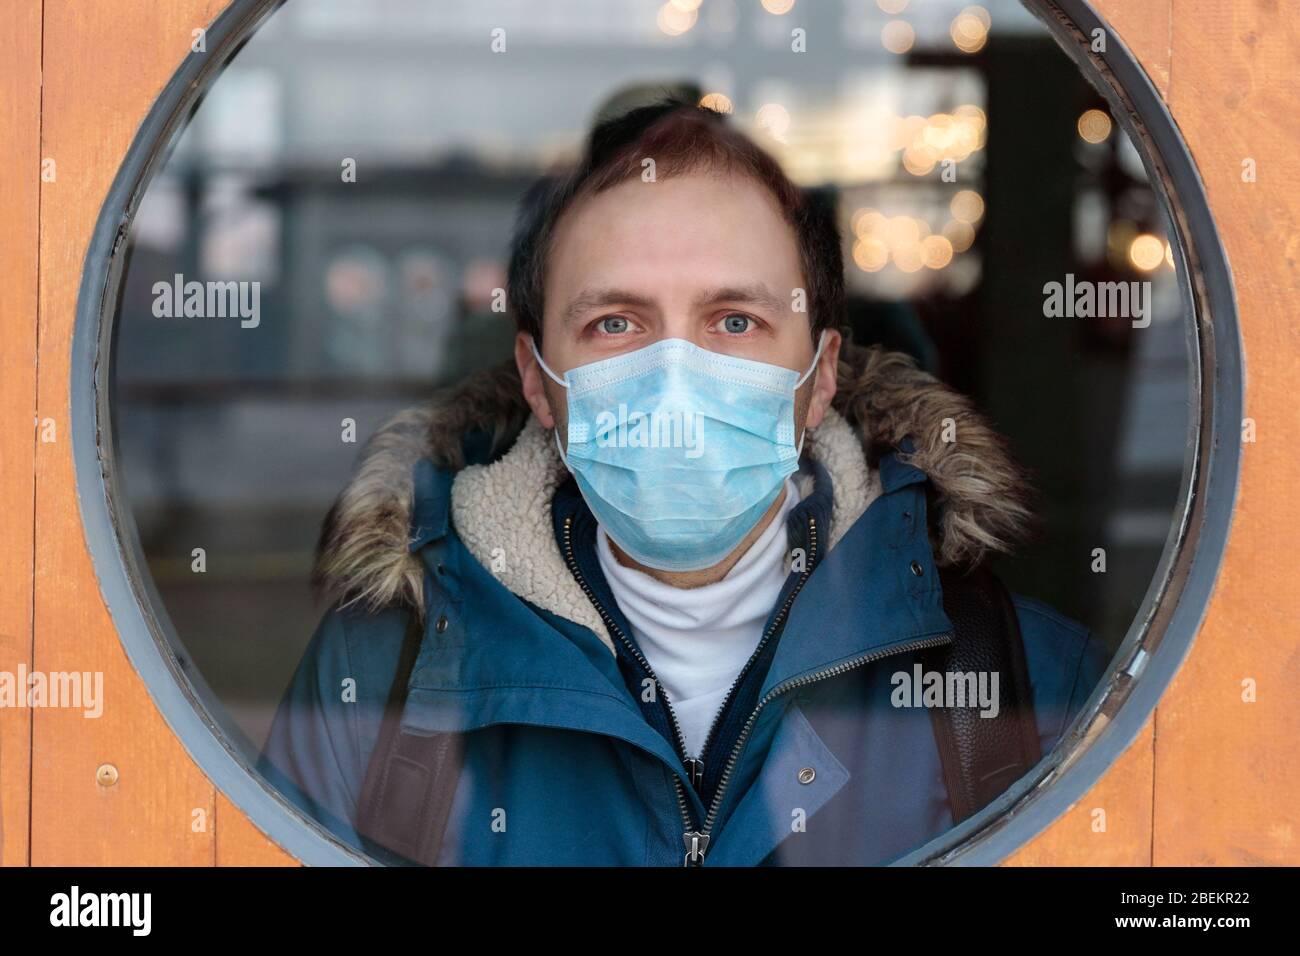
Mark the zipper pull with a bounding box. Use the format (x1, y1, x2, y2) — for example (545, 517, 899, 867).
(683, 831, 710, 866)
(684, 757, 705, 791)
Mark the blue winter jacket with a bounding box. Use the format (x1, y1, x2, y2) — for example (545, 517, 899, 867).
(257, 349, 1110, 866)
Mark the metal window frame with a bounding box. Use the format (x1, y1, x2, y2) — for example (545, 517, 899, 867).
(71, 0, 1242, 867)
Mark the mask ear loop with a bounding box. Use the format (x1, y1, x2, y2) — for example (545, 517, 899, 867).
(794, 329, 827, 389)
(793, 329, 828, 454)
(530, 336, 569, 389)
(529, 336, 574, 467)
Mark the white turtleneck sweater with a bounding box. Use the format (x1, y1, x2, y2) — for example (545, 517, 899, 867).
(595, 477, 803, 759)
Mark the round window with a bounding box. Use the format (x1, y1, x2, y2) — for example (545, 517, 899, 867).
(75, 0, 1240, 865)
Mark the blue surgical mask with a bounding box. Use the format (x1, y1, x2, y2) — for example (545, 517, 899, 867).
(531, 332, 826, 572)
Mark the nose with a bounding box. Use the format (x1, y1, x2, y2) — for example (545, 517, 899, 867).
(657, 312, 710, 350)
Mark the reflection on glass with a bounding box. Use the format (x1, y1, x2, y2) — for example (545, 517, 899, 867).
(110, 0, 1190, 864)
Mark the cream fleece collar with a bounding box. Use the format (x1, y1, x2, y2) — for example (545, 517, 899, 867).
(312, 345, 1037, 629)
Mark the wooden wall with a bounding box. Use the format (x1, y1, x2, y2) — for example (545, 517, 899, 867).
(0, 0, 1294, 867)
(1, 0, 291, 867)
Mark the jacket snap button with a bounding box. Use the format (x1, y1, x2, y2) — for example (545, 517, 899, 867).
(910, 560, 924, 577)
(436, 615, 449, 633)
(436, 562, 446, 575)
(798, 767, 816, 785)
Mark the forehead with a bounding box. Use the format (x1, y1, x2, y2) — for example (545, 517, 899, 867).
(543, 169, 804, 301)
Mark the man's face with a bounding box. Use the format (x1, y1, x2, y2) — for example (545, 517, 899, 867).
(515, 169, 841, 442)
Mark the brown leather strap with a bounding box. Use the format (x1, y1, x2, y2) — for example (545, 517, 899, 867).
(355, 609, 464, 866)
(923, 565, 1042, 825)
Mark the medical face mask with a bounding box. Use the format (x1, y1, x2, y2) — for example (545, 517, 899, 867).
(531, 331, 826, 572)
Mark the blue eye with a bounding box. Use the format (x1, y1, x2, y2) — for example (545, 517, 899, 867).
(721, 313, 752, 333)
(599, 316, 630, 334)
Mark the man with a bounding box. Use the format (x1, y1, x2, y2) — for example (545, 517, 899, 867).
(258, 97, 1109, 866)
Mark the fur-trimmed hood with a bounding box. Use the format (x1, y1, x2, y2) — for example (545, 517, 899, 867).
(313, 341, 1034, 636)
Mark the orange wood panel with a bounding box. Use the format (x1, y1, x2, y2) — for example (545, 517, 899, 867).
(1092, 0, 1172, 98)
(1150, 0, 1300, 865)
(0, 0, 42, 868)
(30, 0, 294, 865)
(216, 792, 297, 866)
(1005, 722, 1155, 866)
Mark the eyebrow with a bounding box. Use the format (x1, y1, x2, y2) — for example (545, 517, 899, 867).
(693, 284, 789, 316)
(560, 283, 789, 326)
(560, 288, 656, 326)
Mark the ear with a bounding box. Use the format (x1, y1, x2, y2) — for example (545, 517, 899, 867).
(802, 328, 842, 431)
(514, 331, 557, 429)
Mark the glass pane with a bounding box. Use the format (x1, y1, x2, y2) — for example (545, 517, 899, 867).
(111, 0, 1192, 865)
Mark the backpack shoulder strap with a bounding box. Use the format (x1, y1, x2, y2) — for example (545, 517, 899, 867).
(921, 565, 1042, 826)
(354, 608, 464, 866)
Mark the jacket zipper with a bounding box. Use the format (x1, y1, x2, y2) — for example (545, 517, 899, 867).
(562, 515, 698, 845)
(691, 514, 820, 804)
(687, 630, 952, 865)
(684, 510, 950, 866)
(565, 512, 954, 867)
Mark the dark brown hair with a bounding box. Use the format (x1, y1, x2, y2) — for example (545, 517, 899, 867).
(506, 94, 844, 346)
